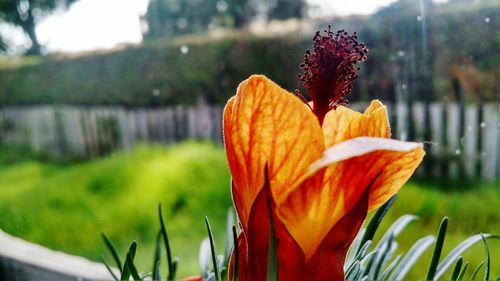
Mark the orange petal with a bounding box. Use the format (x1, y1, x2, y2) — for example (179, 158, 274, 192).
(304, 189, 369, 281)
(322, 100, 390, 148)
(278, 137, 424, 259)
(223, 75, 324, 229)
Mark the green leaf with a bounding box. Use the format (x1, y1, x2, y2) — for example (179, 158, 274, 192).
(426, 217, 448, 281)
(434, 234, 499, 280)
(152, 231, 162, 281)
(378, 254, 401, 281)
(345, 240, 372, 277)
(266, 196, 278, 281)
(101, 256, 119, 281)
(359, 195, 397, 255)
(345, 260, 361, 281)
(375, 214, 418, 252)
(369, 234, 395, 280)
(390, 235, 435, 281)
(470, 262, 484, 281)
(205, 216, 220, 281)
(361, 250, 378, 276)
(456, 261, 468, 281)
(494, 275, 500, 281)
(232, 225, 239, 281)
(223, 209, 235, 272)
(450, 256, 463, 281)
(345, 228, 366, 269)
(102, 232, 123, 273)
(480, 234, 490, 281)
(159, 203, 175, 281)
(355, 240, 373, 263)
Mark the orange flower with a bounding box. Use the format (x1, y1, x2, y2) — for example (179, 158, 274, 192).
(224, 28, 424, 281)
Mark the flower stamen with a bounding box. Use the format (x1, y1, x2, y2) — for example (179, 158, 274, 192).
(298, 25, 368, 124)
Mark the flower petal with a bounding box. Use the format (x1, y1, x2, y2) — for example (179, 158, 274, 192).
(322, 100, 390, 148)
(278, 137, 424, 259)
(304, 189, 369, 281)
(231, 178, 304, 281)
(223, 75, 324, 229)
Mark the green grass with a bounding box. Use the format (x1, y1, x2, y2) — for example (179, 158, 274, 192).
(0, 142, 498, 279)
(0, 142, 232, 277)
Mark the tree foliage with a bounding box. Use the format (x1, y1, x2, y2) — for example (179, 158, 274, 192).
(144, 0, 249, 39)
(0, 0, 76, 55)
(143, 0, 306, 40)
(268, 0, 305, 20)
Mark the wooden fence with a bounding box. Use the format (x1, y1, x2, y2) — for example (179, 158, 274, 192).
(0, 102, 498, 180)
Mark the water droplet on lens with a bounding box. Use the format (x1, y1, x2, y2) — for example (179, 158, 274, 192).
(480, 122, 486, 128)
(152, 89, 160, 96)
(397, 50, 405, 57)
(177, 18, 188, 30)
(401, 84, 407, 90)
(485, 17, 490, 23)
(216, 0, 228, 12)
(180, 45, 189, 54)
(455, 149, 461, 155)
(417, 16, 423, 21)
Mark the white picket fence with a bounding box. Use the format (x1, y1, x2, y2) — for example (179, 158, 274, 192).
(0, 102, 498, 180)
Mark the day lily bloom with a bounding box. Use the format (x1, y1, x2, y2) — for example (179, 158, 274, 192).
(224, 27, 424, 281)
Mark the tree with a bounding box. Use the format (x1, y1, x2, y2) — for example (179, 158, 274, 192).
(143, 0, 257, 39)
(0, 34, 6, 52)
(0, 0, 77, 55)
(268, 0, 306, 20)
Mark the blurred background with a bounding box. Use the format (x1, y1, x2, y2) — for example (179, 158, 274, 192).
(0, 0, 498, 279)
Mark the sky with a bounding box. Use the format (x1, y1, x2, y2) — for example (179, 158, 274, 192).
(6, 0, 404, 54)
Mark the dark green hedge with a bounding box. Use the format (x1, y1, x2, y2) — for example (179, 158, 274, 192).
(0, 35, 311, 106)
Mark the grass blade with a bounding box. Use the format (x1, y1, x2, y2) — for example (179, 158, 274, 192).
(470, 262, 484, 281)
(480, 234, 490, 281)
(121, 241, 137, 281)
(127, 251, 142, 280)
(101, 256, 119, 281)
(172, 257, 179, 278)
(205, 216, 220, 281)
(102, 232, 123, 273)
(359, 195, 397, 254)
(434, 234, 499, 280)
(232, 225, 239, 281)
(159, 204, 175, 281)
(450, 256, 463, 281)
(456, 261, 468, 281)
(152, 231, 162, 281)
(390, 235, 435, 281)
(426, 217, 448, 281)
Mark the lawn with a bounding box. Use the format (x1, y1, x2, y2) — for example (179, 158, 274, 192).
(0, 142, 498, 279)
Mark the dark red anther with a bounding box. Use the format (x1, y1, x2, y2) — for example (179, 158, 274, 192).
(298, 25, 368, 125)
